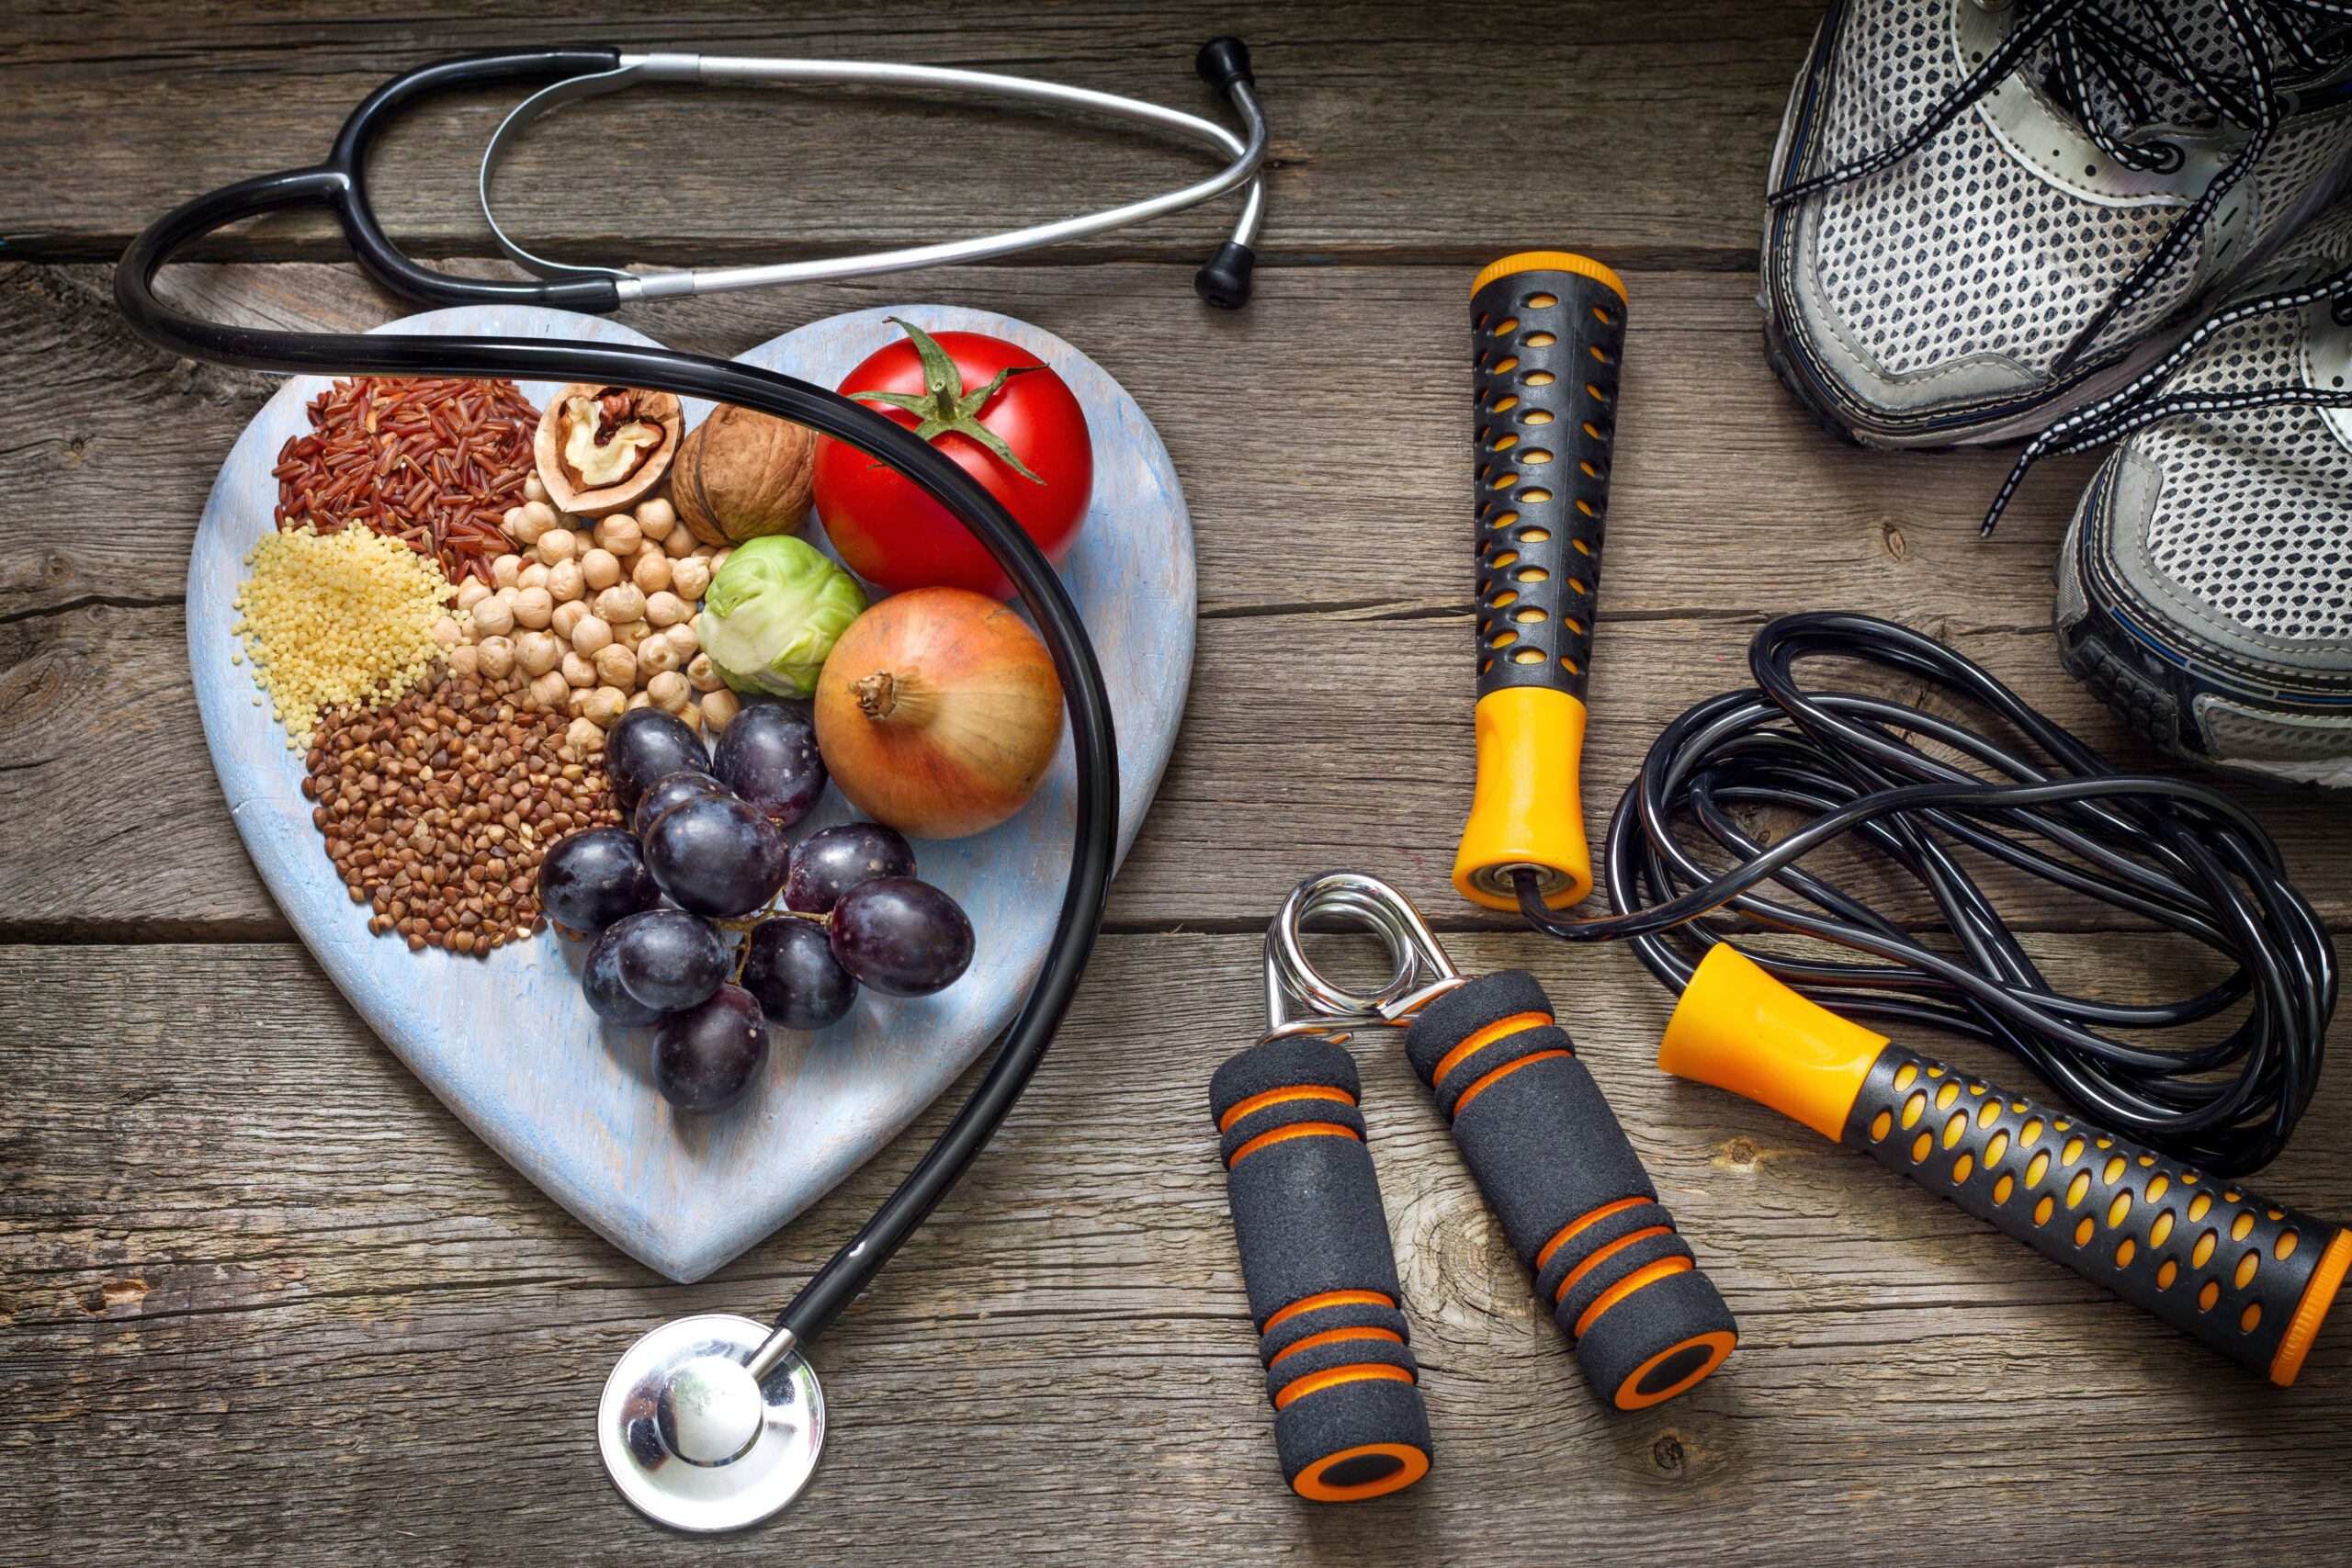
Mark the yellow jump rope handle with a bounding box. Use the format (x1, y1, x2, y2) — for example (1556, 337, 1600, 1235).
(1660, 945, 2352, 1383)
(1454, 252, 1627, 910)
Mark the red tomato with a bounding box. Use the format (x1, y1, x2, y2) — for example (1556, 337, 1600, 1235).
(813, 323, 1093, 599)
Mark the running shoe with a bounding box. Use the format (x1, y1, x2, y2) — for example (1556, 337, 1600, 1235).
(1986, 198, 2352, 783)
(1764, 0, 2352, 449)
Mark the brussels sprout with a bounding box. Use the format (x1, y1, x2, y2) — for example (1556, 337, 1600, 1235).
(697, 536, 867, 697)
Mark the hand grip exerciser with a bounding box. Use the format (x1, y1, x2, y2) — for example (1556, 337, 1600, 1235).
(1661, 944, 2352, 1383)
(1455, 251, 1627, 910)
(1404, 970, 1737, 1407)
(1208, 874, 1735, 1500)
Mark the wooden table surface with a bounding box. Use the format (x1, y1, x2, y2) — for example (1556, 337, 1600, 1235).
(7, 3, 2352, 1562)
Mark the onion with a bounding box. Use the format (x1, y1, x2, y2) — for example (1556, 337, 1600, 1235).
(813, 587, 1065, 839)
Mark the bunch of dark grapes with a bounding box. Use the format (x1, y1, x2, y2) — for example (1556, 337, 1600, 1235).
(537, 703, 975, 1113)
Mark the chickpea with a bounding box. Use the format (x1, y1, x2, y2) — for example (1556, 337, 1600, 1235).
(617, 618, 651, 649)
(455, 579, 493, 613)
(547, 558, 585, 604)
(525, 472, 550, 506)
(595, 513, 643, 557)
(566, 685, 592, 719)
(562, 649, 597, 689)
(491, 553, 523, 590)
(647, 670, 691, 714)
(446, 643, 481, 679)
(594, 643, 639, 693)
(566, 716, 605, 754)
(514, 629, 562, 679)
(537, 525, 579, 567)
(668, 557, 712, 602)
(503, 504, 546, 547)
(495, 584, 521, 607)
(638, 635, 684, 677)
(710, 547, 733, 576)
(512, 586, 555, 630)
(636, 497, 677, 542)
(469, 595, 515, 638)
(430, 615, 463, 649)
(528, 669, 571, 712)
(663, 524, 696, 559)
(662, 622, 700, 660)
(631, 550, 673, 594)
(626, 691, 653, 712)
(476, 635, 517, 681)
(571, 614, 615, 657)
(582, 547, 622, 591)
(595, 583, 648, 625)
(518, 560, 550, 591)
(639, 590, 687, 629)
(685, 652, 726, 694)
(675, 699, 706, 734)
(699, 687, 740, 732)
(582, 686, 628, 728)
(550, 600, 587, 641)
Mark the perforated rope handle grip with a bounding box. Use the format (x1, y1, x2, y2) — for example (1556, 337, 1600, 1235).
(1662, 944, 2352, 1383)
(1454, 252, 1627, 911)
(1209, 1036, 1433, 1501)
(1403, 971, 1738, 1408)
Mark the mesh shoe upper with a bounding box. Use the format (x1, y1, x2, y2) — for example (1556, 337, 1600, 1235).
(2052, 200, 2352, 779)
(1767, 0, 2352, 446)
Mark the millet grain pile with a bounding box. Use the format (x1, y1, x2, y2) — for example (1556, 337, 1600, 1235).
(304, 668, 623, 955)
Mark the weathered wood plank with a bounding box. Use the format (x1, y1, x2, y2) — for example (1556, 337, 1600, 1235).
(0, 1, 1806, 266)
(18, 594, 2352, 938)
(4, 936, 2348, 1563)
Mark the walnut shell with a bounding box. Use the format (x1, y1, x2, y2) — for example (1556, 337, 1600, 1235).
(533, 385, 684, 518)
(672, 403, 816, 547)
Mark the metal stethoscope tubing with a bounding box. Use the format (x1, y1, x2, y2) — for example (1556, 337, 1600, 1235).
(107, 37, 1218, 1505)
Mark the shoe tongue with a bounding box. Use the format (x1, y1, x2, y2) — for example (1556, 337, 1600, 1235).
(2018, 0, 2352, 138)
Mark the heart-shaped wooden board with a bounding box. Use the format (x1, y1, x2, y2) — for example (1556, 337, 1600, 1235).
(187, 305, 1192, 1281)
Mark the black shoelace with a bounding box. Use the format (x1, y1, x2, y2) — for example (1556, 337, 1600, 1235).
(1981, 262, 2352, 532)
(1771, 0, 2352, 378)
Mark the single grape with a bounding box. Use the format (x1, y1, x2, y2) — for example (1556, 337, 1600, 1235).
(655, 985, 769, 1112)
(741, 917, 858, 1031)
(785, 821, 916, 915)
(608, 908, 732, 1013)
(537, 827, 661, 935)
(632, 770, 732, 839)
(712, 700, 827, 827)
(829, 876, 974, 997)
(582, 922, 663, 1027)
(641, 795, 789, 917)
(605, 705, 707, 810)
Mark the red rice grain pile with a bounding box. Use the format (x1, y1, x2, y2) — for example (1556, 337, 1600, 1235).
(273, 377, 541, 585)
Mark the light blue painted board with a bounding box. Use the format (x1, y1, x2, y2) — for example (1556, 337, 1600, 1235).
(187, 304, 1193, 1282)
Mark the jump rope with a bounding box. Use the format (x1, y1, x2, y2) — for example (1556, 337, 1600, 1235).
(1213, 254, 2347, 1503)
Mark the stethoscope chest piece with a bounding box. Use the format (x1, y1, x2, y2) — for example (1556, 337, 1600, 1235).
(599, 1314, 826, 1532)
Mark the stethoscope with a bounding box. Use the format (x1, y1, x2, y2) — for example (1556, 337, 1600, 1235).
(113, 39, 1269, 1533)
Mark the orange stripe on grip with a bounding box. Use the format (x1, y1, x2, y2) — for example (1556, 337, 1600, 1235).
(1266, 1326, 1406, 1368)
(1226, 1121, 1361, 1168)
(1573, 1257, 1694, 1339)
(1261, 1290, 1394, 1334)
(1552, 1226, 1674, 1305)
(1534, 1197, 1651, 1273)
(1216, 1083, 1356, 1133)
(1272, 1362, 1417, 1411)
(1451, 1048, 1573, 1117)
(1431, 1010, 1555, 1089)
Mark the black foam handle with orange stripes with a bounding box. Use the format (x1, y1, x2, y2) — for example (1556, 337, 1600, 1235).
(1404, 971, 1737, 1408)
(1209, 1035, 1433, 1502)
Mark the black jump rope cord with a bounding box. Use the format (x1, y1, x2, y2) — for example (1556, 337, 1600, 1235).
(1512, 612, 2336, 1178)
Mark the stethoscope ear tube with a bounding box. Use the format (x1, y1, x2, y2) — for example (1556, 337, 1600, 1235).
(114, 192, 1120, 1359)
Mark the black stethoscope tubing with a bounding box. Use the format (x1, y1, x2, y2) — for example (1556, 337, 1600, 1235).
(114, 48, 1119, 1348)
